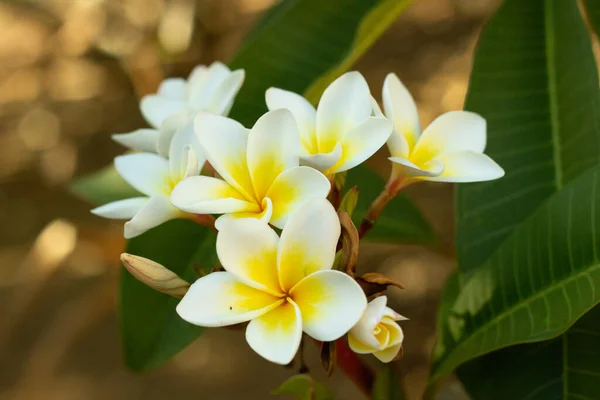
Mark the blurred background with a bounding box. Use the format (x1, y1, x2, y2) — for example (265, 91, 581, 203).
(0, 0, 509, 398)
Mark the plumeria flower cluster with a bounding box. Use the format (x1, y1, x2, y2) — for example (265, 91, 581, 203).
(92, 63, 504, 365)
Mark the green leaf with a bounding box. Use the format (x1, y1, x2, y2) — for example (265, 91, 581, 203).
(271, 374, 334, 400)
(372, 366, 405, 400)
(456, 304, 600, 400)
(455, 0, 600, 278)
(70, 165, 140, 206)
(228, 0, 412, 127)
(338, 186, 359, 218)
(430, 164, 600, 385)
(120, 219, 218, 371)
(347, 166, 434, 243)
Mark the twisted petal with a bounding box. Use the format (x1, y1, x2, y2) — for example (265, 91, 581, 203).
(214, 197, 273, 230)
(170, 176, 257, 214)
(290, 270, 366, 342)
(115, 153, 170, 197)
(112, 129, 159, 153)
(349, 296, 389, 351)
(177, 271, 283, 327)
(195, 113, 255, 200)
(265, 166, 330, 229)
(124, 194, 180, 239)
(277, 199, 340, 292)
(208, 69, 245, 115)
(326, 117, 392, 174)
(389, 157, 444, 178)
(91, 197, 148, 220)
(189, 62, 231, 109)
(266, 88, 318, 154)
(140, 95, 187, 129)
(247, 109, 299, 200)
(299, 144, 342, 173)
(316, 71, 372, 153)
(245, 299, 302, 365)
(426, 150, 505, 183)
(216, 217, 282, 295)
(169, 122, 204, 180)
(411, 111, 486, 165)
(382, 73, 420, 154)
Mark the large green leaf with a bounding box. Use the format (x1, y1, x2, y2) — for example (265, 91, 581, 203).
(429, 0, 600, 394)
(456, 304, 600, 400)
(455, 0, 600, 278)
(430, 164, 600, 384)
(347, 166, 434, 243)
(120, 219, 218, 370)
(228, 0, 411, 127)
(583, 0, 600, 39)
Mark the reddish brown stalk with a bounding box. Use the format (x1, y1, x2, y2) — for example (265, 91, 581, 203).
(336, 338, 375, 397)
(358, 177, 410, 239)
(190, 214, 217, 231)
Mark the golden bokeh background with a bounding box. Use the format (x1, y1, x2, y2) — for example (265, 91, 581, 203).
(0, 0, 509, 399)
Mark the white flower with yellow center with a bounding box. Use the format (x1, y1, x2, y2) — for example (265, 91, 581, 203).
(177, 199, 367, 365)
(266, 71, 392, 176)
(378, 73, 504, 183)
(91, 128, 202, 239)
(348, 296, 406, 363)
(170, 109, 330, 229)
(112, 61, 245, 157)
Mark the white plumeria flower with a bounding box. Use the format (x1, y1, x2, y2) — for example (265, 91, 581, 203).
(266, 71, 392, 175)
(91, 128, 202, 239)
(112, 61, 245, 157)
(378, 73, 504, 183)
(177, 199, 367, 365)
(348, 296, 407, 363)
(170, 109, 330, 229)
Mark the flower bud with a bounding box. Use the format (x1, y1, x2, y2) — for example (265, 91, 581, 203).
(348, 296, 407, 363)
(120, 253, 190, 298)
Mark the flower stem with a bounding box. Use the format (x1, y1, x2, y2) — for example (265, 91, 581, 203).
(190, 214, 217, 231)
(336, 338, 375, 397)
(358, 178, 409, 239)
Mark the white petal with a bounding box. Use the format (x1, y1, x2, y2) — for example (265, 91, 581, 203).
(189, 62, 231, 109)
(114, 153, 170, 196)
(266, 87, 318, 154)
(157, 78, 188, 100)
(140, 95, 187, 129)
(177, 271, 283, 327)
(112, 129, 159, 153)
(216, 217, 282, 295)
(91, 197, 148, 219)
(265, 166, 330, 229)
(388, 157, 444, 178)
(208, 69, 245, 115)
(195, 113, 255, 200)
(277, 199, 340, 292)
(290, 270, 367, 342)
(245, 299, 302, 365)
(426, 150, 505, 183)
(124, 194, 179, 238)
(349, 296, 389, 350)
(157, 110, 196, 158)
(316, 71, 372, 153)
(382, 73, 421, 152)
(247, 109, 300, 200)
(170, 176, 257, 214)
(169, 121, 205, 180)
(299, 144, 342, 173)
(411, 111, 486, 165)
(326, 117, 392, 174)
(214, 197, 273, 230)
(371, 96, 385, 118)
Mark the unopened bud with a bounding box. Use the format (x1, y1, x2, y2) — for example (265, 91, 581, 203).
(120, 253, 190, 298)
